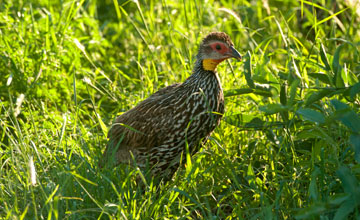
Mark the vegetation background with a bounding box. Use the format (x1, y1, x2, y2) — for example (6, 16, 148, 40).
(1, 0, 360, 219)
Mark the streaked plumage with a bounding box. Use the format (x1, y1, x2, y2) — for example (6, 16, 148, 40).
(100, 32, 241, 178)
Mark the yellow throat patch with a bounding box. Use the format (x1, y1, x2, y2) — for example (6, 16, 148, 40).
(202, 59, 225, 71)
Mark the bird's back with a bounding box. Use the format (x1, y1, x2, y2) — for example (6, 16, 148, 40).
(101, 70, 224, 175)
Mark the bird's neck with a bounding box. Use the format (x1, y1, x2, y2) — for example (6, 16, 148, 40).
(202, 59, 226, 71)
(183, 59, 222, 91)
(196, 58, 223, 75)
(193, 59, 217, 74)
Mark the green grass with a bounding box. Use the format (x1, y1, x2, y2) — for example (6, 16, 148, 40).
(1, 0, 360, 219)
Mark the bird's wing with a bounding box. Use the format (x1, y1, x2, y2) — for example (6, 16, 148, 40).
(102, 83, 182, 165)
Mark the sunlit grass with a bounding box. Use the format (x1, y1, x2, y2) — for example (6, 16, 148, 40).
(1, 0, 360, 219)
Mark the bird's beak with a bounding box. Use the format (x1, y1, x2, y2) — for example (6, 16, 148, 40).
(229, 46, 242, 61)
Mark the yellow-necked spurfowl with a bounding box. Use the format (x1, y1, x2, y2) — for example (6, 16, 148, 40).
(100, 32, 241, 178)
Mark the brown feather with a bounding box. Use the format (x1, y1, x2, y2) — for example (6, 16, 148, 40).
(100, 32, 239, 179)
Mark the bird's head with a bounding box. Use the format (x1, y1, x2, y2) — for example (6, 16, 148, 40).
(197, 32, 242, 71)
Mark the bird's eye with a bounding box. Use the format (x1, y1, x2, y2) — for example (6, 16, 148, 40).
(215, 44, 221, 50)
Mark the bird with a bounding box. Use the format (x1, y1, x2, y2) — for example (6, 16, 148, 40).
(100, 32, 241, 179)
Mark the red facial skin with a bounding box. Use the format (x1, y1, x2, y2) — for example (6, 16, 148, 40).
(203, 42, 241, 70)
(209, 42, 230, 55)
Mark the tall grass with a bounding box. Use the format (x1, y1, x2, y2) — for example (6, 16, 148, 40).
(1, 0, 359, 219)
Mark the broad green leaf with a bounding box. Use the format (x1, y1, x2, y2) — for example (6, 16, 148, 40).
(328, 193, 351, 206)
(333, 199, 356, 220)
(253, 89, 273, 97)
(296, 108, 325, 124)
(332, 44, 345, 88)
(288, 79, 300, 106)
(224, 88, 253, 97)
(309, 167, 320, 200)
(335, 69, 345, 88)
(259, 103, 289, 115)
(224, 88, 273, 97)
(244, 117, 264, 129)
(336, 166, 359, 195)
(295, 202, 326, 219)
(336, 111, 360, 133)
(331, 100, 360, 133)
(296, 128, 336, 146)
(225, 114, 264, 129)
(305, 89, 335, 106)
(335, 166, 360, 218)
(308, 73, 331, 85)
(350, 82, 360, 99)
(350, 134, 360, 163)
(330, 99, 348, 110)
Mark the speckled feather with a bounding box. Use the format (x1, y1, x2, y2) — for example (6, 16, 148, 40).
(101, 32, 237, 178)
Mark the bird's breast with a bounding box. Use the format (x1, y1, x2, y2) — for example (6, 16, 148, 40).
(172, 75, 224, 137)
